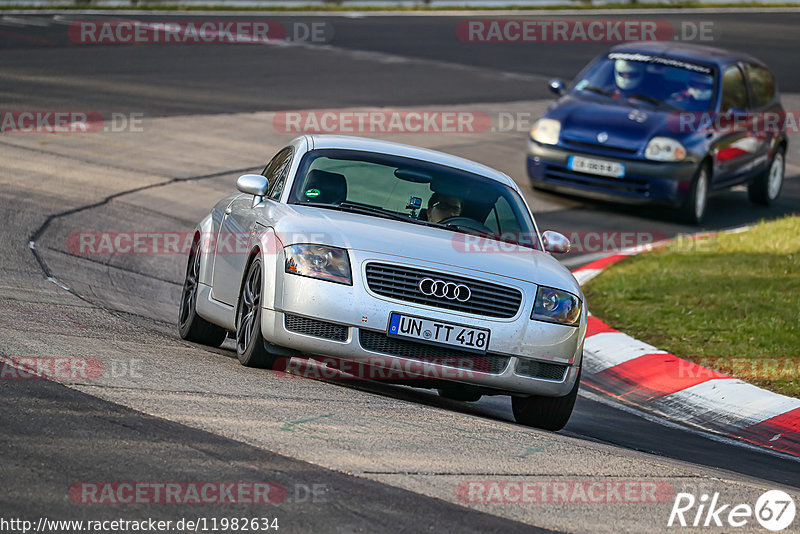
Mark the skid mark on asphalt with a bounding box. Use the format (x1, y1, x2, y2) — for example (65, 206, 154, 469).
(6, 136, 256, 306)
(40, 246, 182, 286)
(275, 410, 554, 457)
(281, 413, 335, 431)
(514, 446, 548, 458)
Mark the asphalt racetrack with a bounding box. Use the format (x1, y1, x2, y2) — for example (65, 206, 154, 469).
(1, 11, 799, 533)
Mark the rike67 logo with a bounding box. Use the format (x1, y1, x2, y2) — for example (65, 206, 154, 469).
(668, 490, 796, 531)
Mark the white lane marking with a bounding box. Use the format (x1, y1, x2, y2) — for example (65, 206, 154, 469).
(0, 16, 29, 27)
(583, 331, 666, 374)
(579, 389, 800, 463)
(46, 276, 70, 291)
(49, 15, 79, 26)
(117, 20, 549, 84)
(654, 379, 800, 431)
(269, 40, 547, 82)
(2, 16, 51, 27)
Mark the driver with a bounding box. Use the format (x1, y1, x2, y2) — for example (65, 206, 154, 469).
(613, 59, 645, 94)
(426, 193, 462, 223)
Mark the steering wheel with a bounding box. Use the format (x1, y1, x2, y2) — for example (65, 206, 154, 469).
(437, 216, 492, 234)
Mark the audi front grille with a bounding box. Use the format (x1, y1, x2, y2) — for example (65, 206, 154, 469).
(285, 314, 349, 342)
(515, 358, 568, 381)
(364, 263, 522, 319)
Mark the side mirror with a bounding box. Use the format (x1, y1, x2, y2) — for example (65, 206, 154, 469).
(549, 79, 565, 96)
(542, 230, 570, 254)
(237, 174, 269, 197)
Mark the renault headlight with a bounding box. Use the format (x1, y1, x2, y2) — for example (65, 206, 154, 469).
(284, 244, 352, 285)
(530, 118, 561, 145)
(531, 286, 581, 326)
(645, 137, 686, 161)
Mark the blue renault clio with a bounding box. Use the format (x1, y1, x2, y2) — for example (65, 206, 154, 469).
(527, 42, 787, 223)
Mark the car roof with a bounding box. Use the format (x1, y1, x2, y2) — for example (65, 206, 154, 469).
(609, 41, 767, 70)
(304, 134, 518, 189)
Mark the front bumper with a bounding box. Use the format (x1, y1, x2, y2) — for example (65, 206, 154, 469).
(261, 251, 585, 397)
(527, 140, 698, 205)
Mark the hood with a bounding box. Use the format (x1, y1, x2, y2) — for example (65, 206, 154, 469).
(268, 204, 579, 293)
(549, 95, 672, 152)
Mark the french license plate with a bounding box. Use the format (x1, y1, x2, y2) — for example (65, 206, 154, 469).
(387, 312, 490, 354)
(568, 155, 625, 178)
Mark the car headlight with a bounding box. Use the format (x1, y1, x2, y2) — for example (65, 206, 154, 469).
(530, 118, 561, 145)
(284, 244, 352, 285)
(531, 286, 581, 326)
(645, 137, 687, 161)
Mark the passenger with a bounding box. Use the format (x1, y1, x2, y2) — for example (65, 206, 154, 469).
(670, 72, 714, 111)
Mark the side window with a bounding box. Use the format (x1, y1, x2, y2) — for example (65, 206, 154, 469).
(744, 64, 775, 109)
(261, 147, 293, 201)
(720, 66, 748, 111)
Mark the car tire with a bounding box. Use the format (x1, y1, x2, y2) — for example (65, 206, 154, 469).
(748, 147, 785, 206)
(236, 257, 277, 369)
(437, 388, 482, 403)
(679, 162, 710, 225)
(511, 367, 580, 431)
(178, 240, 228, 347)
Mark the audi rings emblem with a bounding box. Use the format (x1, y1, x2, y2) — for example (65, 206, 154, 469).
(418, 278, 471, 302)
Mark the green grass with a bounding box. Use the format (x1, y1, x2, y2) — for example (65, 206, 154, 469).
(4, 2, 800, 11)
(583, 216, 800, 398)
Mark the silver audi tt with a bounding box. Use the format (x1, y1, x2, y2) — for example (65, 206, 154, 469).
(179, 135, 587, 430)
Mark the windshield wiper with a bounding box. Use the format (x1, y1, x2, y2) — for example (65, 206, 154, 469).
(298, 202, 536, 247)
(579, 85, 613, 97)
(299, 201, 430, 225)
(440, 223, 493, 238)
(338, 201, 421, 223)
(626, 93, 677, 110)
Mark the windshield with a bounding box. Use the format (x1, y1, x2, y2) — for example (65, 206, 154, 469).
(573, 53, 717, 112)
(289, 149, 541, 250)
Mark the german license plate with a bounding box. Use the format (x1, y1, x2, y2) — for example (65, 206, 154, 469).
(387, 313, 489, 354)
(568, 155, 625, 178)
